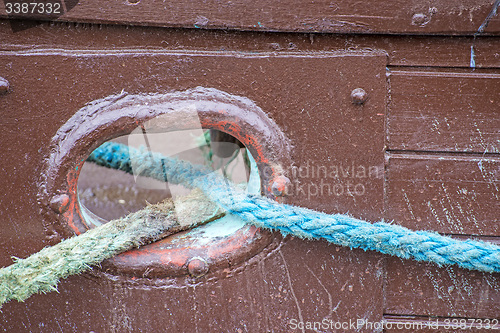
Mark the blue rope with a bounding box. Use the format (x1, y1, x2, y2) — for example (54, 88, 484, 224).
(88, 142, 500, 273)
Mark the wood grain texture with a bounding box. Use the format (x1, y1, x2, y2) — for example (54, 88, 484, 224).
(385, 258, 500, 319)
(1, 0, 500, 35)
(388, 68, 500, 154)
(1, 17, 499, 331)
(2, 21, 500, 69)
(385, 153, 500, 236)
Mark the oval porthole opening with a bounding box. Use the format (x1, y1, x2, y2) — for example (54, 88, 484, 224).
(41, 88, 291, 279)
(77, 128, 256, 227)
(76, 125, 274, 279)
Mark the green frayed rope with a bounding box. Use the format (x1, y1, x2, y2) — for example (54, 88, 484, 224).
(0, 191, 220, 308)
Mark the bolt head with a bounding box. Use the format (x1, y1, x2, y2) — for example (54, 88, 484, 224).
(351, 88, 368, 105)
(0, 77, 9, 94)
(412, 13, 427, 26)
(271, 176, 290, 197)
(50, 194, 70, 214)
(187, 257, 209, 278)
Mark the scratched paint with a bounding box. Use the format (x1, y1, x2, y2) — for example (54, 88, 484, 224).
(1, 32, 497, 331)
(470, 0, 500, 68)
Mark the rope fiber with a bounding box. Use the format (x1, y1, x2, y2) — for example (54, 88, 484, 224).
(1, 141, 499, 308)
(0, 189, 219, 308)
(88, 142, 500, 274)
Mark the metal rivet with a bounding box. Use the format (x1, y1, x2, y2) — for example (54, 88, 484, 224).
(269, 43, 282, 51)
(412, 13, 427, 26)
(50, 194, 70, 214)
(350, 88, 368, 105)
(187, 257, 209, 278)
(271, 175, 290, 197)
(0, 77, 9, 93)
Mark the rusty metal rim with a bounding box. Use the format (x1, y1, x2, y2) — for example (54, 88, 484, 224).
(38, 86, 292, 278)
(89, 233, 286, 287)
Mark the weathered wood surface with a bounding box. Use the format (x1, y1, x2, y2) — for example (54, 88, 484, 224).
(0, 17, 499, 332)
(388, 68, 500, 154)
(385, 153, 500, 236)
(1, 0, 500, 35)
(386, 257, 500, 319)
(2, 21, 500, 69)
